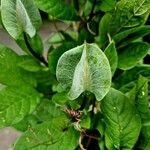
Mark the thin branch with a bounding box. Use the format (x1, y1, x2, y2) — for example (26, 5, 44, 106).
(79, 134, 86, 150)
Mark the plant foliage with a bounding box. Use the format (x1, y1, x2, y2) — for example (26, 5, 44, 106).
(0, 0, 150, 149)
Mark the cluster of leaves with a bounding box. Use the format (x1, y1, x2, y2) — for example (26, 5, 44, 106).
(0, 0, 150, 149)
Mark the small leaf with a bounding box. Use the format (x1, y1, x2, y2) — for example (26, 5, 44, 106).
(27, 34, 44, 55)
(98, 0, 116, 12)
(52, 93, 70, 105)
(97, 13, 112, 47)
(0, 86, 41, 128)
(1, 0, 42, 39)
(48, 31, 78, 44)
(56, 43, 111, 101)
(35, 0, 79, 21)
(83, 0, 93, 16)
(80, 115, 91, 129)
(101, 88, 141, 149)
(13, 117, 79, 150)
(104, 40, 118, 76)
(118, 42, 150, 70)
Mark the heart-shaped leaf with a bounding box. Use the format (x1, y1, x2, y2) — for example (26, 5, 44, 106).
(56, 43, 111, 101)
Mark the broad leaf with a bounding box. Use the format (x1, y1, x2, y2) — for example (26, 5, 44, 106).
(13, 117, 79, 150)
(101, 88, 141, 149)
(118, 42, 150, 70)
(0, 44, 37, 86)
(104, 41, 118, 76)
(113, 26, 150, 45)
(109, 0, 149, 35)
(35, 0, 79, 21)
(0, 86, 41, 128)
(1, 0, 42, 39)
(56, 43, 111, 101)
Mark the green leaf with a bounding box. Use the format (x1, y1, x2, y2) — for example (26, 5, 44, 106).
(136, 75, 149, 119)
(13, 115, 39, 132)
(97, 13, 112, 48)
(119, 82, 136, 104)
(80, 115, 91, 129)
(56, 43, 111, 101)
(27, 34, 44, 55)
(101, 88, 141, 149)
(52, 93, 70, 105)
(109, 0, 149, 35)
(0, 86, 41, 128)
(48, 32, 65, 44)
(48, 31, 78, 44)
(104, 41, 118, 76)
(118, 42, 150, 70)
(98, 0, 116, 12)
(48, 42, 77, 74)
(114, 64, 150, 88)
(113, 25, 150, 45)
(18, 55, 42, 72)
(136, 126, 150, 149)
(13, 116, 79, 150)
(83, 0, 92, 16)
(35, 0, 79, 21)
(0, 44, 37, 86)
(35, 99, 66, 122)
(134, 0, 150, 16)
(1, 0, 42, 39)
